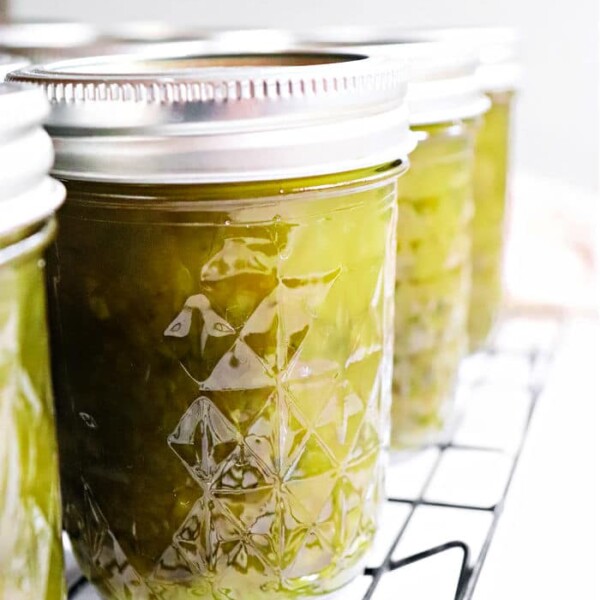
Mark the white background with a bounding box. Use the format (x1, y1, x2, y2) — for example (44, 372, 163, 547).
(11, 0, 600, 193)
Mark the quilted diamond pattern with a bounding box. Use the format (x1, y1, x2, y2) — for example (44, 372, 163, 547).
(55, 180, 398, 599)
(157, 233, 391, 596)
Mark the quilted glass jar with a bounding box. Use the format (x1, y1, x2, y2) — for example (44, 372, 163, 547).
(390, 43, 489, 448)
(470, 90, 515, 348)
(417, 28, 521, 349)
(392, 118, 479, 447)
(0, 84, 66, 599)
(10, 51, 415, 599)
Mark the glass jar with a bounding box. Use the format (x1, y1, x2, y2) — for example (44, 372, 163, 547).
(10, 51, 415, 599)
(413, 28, 521, 349)
(471, 90, 515, 348)
(392, 119, 479, 447)
(391, 46, 491, 447)
(468, 30, 520, 349)
(0, 84, 66, 599)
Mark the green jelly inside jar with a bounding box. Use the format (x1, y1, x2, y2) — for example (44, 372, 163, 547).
(0, 220, 65, 600)
(391, 120, 477, 449)
(49, 164, 403, 599)
(470, 91, 514, 350)
(9, 50, 415, 598)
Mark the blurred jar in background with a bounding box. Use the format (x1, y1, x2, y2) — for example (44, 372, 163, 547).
(0, 53, 28, 80)
(10, 51, 415, 599)
(0, 84, 66, 599)
(468, 29, 521, 350)
(0, 21, 98, 61)
(378, 42, 489, 449)
(390, 42, 489, 447)
(0, 20, 227, 64)
(423, 28, 521, 349)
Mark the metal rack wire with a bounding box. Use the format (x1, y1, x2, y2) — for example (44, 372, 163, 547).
(67, 312, 564, 599)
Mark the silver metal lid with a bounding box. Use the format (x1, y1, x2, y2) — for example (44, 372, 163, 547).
(100, 21, 192, 43)
(377, 27, 522, 93)
(343, 39, 491, 125)
(98, 21, 214, 44)
(0, 21, 99, 62)
(431, 28, 522, 92)
(8, 49, 416, 184)
(0, 53, 30, 81)
(0, 83, 65, 236)
(0, 21, 216, 62)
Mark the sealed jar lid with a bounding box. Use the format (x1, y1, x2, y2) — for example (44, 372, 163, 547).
(0, 83, 65, 237)
(389, 27, 522, 93)
(8, 49, 416, 184)
(0, 21, 99, 61)
(99, 21, 214, 44)
(98, 23, 293, 53)
(380, 40, 491, 125)
(0, 54, 29, 81)
(0, 20, 217, 62)
(254, 27, 490, 126)
(356, 27, 522, 92)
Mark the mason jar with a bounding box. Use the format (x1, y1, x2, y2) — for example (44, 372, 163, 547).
(10, 51, 415, 599)
(0, 84, 66, 599)
(389, 42, 490, 447)
(466, 29, 521, 350)
(411, 27, 521, 349)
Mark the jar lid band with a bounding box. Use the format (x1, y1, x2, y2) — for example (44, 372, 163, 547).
(343, 41, 493, 124)
(8, 48, 417, 183)
(0, 84, 64, 235)
(396, 27, 523, 92)
(0, 22, 99, 62)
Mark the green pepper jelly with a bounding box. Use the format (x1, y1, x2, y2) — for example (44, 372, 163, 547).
(470, 92, 514, 349)
(0, 83, 66, 600)
(49, 167, 401, 599)
(391, 121, 477, 448)
(0, 221, 65, 600)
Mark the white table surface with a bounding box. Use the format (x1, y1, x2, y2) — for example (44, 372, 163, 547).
(474, 317, 598, 598)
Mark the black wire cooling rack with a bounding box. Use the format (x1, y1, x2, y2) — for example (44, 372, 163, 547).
(66, 311, 565, 600)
